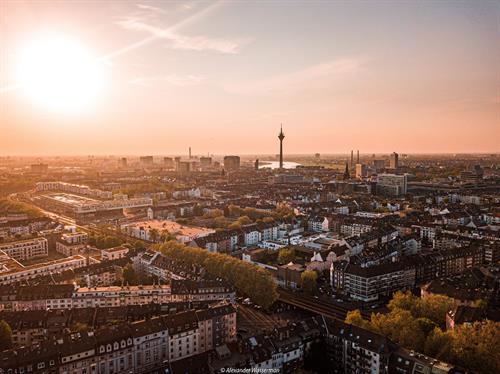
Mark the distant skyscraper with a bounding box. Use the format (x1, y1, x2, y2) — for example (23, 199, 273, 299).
(200, 157, 212, 168)
(31, 163, 48, 173)
(224, 155, 240, 170)
(356, 150, 359, 164)
(255, 159, 259, 170)
(119, 158, 127, 167)
(390, 152, 399, 169)
(163, 157, 173, 168)
(373, 159, 386, 171)
(278, 124, 285, 169)
(355, 163, 366, 179)
(189, 147, 192, 159)
(350, 150, 354, 168)
(140, 156, 154, 166)
(377, 173, 407, 196)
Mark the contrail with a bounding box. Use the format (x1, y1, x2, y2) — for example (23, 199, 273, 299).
(1, 1, 223, 94)
(100, 0, 223, 62)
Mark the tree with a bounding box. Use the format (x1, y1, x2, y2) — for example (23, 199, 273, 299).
(424, 327, 453, 360)
(301, 270, 318, 292)
(345, 310, 371, 330)
(237, 215, 252, 225)
(388, 290, 455, 326)
(450, 321, 500, 373)
(228, 221, 242, 230)
(371, 308, 426, 350)
(71, 322, 89, 333)
(0, 320, 12, 351)
(122, 263, 137, 285)
(157, 241, 278, 309)
(473, 298, 488, 309)
(278, 248, 295, 264)
(419, 294, 456, 325)
(149, 228, 159, 243)
(94, 235, 122, 249)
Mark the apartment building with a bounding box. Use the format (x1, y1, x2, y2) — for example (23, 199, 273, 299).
(101, 246, 129, 261)
(0, 237, 48, 261)
(72, 285, 173, 308)
(55, 232, 88, 256)
(331, 261, 416, 302)
(0, 254, 86, 285)
(0, 303, 236, 374)
(0, 281, 235, 311)
(376, 173, 408, 196)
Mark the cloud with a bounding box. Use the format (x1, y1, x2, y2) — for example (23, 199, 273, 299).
(225, 58, 363, 94)
(117, 17, 248, 54)
(129, 74, 205, 87)
(135, 4, 167, 14)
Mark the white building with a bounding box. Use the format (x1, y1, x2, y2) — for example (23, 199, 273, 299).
(0, 237, 48, 261)
(377, 173, 408, 196)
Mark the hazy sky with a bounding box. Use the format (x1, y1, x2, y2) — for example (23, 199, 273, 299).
(1, 0, 499, 156)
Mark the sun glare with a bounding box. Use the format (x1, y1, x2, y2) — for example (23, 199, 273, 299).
(14, 36, 105, 113)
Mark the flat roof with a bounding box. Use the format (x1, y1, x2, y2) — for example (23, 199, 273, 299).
(125, 219, 214, 237)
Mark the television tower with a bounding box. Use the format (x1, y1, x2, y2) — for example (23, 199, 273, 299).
(278, 124, 285, 169)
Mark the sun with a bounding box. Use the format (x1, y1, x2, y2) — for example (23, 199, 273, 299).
(14, 35, 105, 113)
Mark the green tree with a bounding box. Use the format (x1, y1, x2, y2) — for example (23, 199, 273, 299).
(278, 248, 296, 264)
(122, 263, 137, 285)
(301, 270, 318, 292)
(0, 320, 12, 351)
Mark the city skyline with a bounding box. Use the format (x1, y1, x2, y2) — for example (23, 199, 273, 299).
(1, 0, 499, 155)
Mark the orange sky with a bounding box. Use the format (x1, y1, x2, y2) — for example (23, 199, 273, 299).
(0, 1, 499, 155)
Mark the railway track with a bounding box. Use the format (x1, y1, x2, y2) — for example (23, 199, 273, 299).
(278, 289, 371, 321)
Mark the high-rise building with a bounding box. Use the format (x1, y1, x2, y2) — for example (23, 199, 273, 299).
(373, 159, 385, 170)
(278, 124, 285, 169)
(355, 163, 367, 179)
(140, 156, 154, 166)
(224, 156, 240, 170)
(255, 159, 259, 170)
(30, 163, 48, 174)
(163, 157, 174, 168)
(119, 158, 127, 167)
(200, 157, 212, 168)
(356, 150, 359, 164)
(390, 152, 399, 169)
(350, 150, 354, 168)
(376, 173, 407, 196)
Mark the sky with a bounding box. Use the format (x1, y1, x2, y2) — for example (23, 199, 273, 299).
(0, 0, 499, 156)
